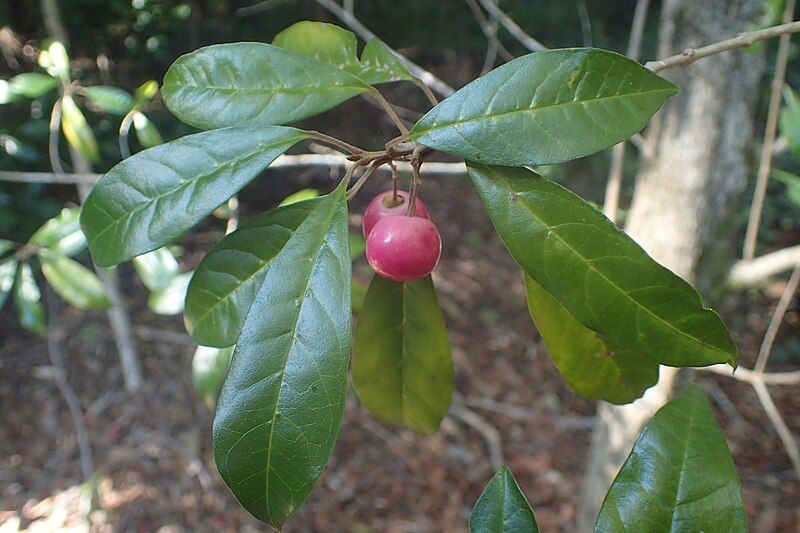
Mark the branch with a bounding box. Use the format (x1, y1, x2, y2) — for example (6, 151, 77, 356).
(464, 0, 513, 74)
(476, 0, 547, 52)
(752, 379, 800, 481)
(645, 20, 800, 72)
(701, 365, 800, 386)
(729, 244, 800, 285)
(312, 0, 455, 97)
(449, 402, 504, 473)
(755, 262, 800, 372)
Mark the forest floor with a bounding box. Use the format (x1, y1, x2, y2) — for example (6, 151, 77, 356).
(1, 164, 799, 532)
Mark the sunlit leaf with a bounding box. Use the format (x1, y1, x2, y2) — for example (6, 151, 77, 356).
(0, 258, 19, 310)
(39, 252, 110, 310)
(133, 79, 159, 106)
(132, 111, 163, 148)
(148, 271, 191, 315)
(30, 207, 86, 257)
(83, 86, 134, 115)
(61, 95, 100, 163)
(14, 263, 45, 336)
(132, 247, 179, 293)
(7, 73, 59, 99)
(38, 41, 70, 81)
(192, 344, 235, 406)
(279, 188, 319, 206)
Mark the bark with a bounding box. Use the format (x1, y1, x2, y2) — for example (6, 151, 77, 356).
(577, 0, 764, 528)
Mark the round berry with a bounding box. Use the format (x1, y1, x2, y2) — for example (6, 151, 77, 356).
(366, 215, 442, 282)
(362, 190, 429, 238)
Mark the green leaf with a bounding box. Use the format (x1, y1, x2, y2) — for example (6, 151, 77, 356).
(772, 169, 800, 207)
(525, 275, 658, 404)
(132, 247, 179, 293)
(132, 111, 163, 148)
(0, 134, 40, 163)
(213, 184, 351, 528)
(133, 80, 159, 106)
(39, 252, 110, 310)
(80, 125, 307, 267)
(185, 197, 325, 347)
(468, 163, 737, 368)
(30, 207, 86, 257)
(354, 39, 416, 85)
(7, 73, 59, 99)
(411, 49, 678, 166)
(0, 240, 13, 258)
(162, 42, 369, 129)
(38, 41, 70, 81)
(352, 274, 453, 434)
(596, 385, 747, 532)
(0, 258, 19, 310)
(348, 232, 366, 260)
(469, 467, 539, 533)
(279, 188, 320, 206)
(351, 279, 367, 312)
(82, 86, 134, 115)
(779, 87, 800, 152)
(0, 80, 21, 104)
(14, 263, 45, 336)
(148, 271, 191, 315)
(61, 95, 100, 163)
(192, 344, 235, 406)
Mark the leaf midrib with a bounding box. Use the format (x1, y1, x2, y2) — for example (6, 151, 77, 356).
(165, 83, 368, 95)
(479, 165, 732, 362)
(413, 86, 676, 136)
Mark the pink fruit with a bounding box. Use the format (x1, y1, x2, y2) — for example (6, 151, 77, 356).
(366, 215, 442, 282)
(362, 190, 429, 238)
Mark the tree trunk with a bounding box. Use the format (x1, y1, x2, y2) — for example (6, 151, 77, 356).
(578, 0, 764, 528)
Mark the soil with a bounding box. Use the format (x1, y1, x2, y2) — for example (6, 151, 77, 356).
(1, 160, 799, 532)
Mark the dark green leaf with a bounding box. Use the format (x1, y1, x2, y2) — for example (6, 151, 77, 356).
(7, 73, 59, 99)
(39, 252, 110, 310)
(0, 258, 19, 310)
(411, 49, 678, 166)
(185, 197, 325, 347)
(82, 86, 134, 115)
(468, 163, 737, 367)
(192, 344, 235, 406)
(352, 274, 453, 434)
(525, 275, 658, 404)
(80, 125, 307, 267)
(132, 111, 163, 148)
(14, 263, 45, 336)
(470, 466, 539, 533)
(213, 184, 351, 528)
(162, 43, 369, 129)
(61, 95, 100, 163)
(148, 271, 191, 315)
(596, 385, 747, 532)
(30, 207, 86, 257)
(133, 247, 179, 293)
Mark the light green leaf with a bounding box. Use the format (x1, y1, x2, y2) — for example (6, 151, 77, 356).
(7, 73, 59, 99)
(279, 188, 320, 206)
(772, 169, 800, 207)
(468, 163, 737, 368)
(0, 240, 13, 258)
(39, 252, 110, 310)
(133, 80, 159, 106)
(0, 134, 40, 163)
(132, 111, 163, 148)
(38, 41, 70, 81)
(80, 125, 307, 267)
(351, 279, 367, 312)
(192, 344, 235, 406)
(353, 274, 453, 434)
(213, 184, 351, 528)
(469, 467, 539, 533)
(133, 247, 179, 293)
(148, 271, 191, 315)
(779, 87, 800, 152)
(348, 232, 366, 260)
(355, 39, 416, 85)
(596, 385, 747, 532)
(0, 80, 20, 104)
(30, 207, 86, 257)
(0, 258, 19, 310)
(61, 95, 100, 163)
(162, 42, 369, 129)
(411, 49, 678, 166)
(14, 263, 45, 336)
(185, 197, 325, 348)
(82, 86, 134, 115)
(525, 275, 658, 404)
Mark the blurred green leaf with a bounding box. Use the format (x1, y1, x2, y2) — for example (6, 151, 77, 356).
(132, 247, 179, 293)
(83, 86, 134, 115)
(39, 252, 110, 310)
(132, 111, 163, 147)
(0, 134, 40, 164)
(351, 279, 367, 312)
(779, 87, 800, 152)
(148, 271, 191, 315)
(470, 467, 539, 533)
(279, 188, 319, 206)
(38, 41, 70, 81)
(61, 95, 100, 163)
(30, 207, 86, 257)
(349, 232, 366, 260)
(192, 344, 235, 406)
(14, 263, 45, 336)
(133, 80, 159, 106)
(773, 169, 800, 207)
(0, 258, 19, 310)
(7, 73, 59, 98)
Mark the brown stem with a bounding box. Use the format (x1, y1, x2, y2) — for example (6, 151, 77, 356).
(307, 131, 366, 156)
(369, 87, 410, 135)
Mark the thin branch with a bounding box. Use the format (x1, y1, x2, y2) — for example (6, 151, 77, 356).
(449, 402, 504, 473)
(476, 0, 547, 52)
(48, 96, 65, 176)
(119, 110, 135, 159)
(743, 1, 797, 260)
(464, 0, 513, 74)
(0, 170, 100, 184)
(576, 0, 593, 47)
(730, 244, 800, 285)
(755, 262, 800, 372)
(752, 378, 800, 481)
(369, 87, 410, 135)
(234, 0, 290, 17)
(645, 20, 800, 72)
(312, 0, 455, 96)
(701, 364, 800, 386)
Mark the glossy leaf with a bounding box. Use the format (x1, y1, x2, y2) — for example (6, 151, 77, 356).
(7, 73, 59, 99)
(411, 49, 678, 166)
(39, 252, 110, 310)
(352, 274, 453, 434)
(133, 247, 179, 293)
(185, 197, 325, 347)
(596, 385, 747, 532)
(162, 43, 369, 129)
(470, 467, 539, 533)
(0, 258, 19, 310)
(14, 263, 45, 336)
(132, 111, 163, 148)
(469, 163, 737, 368)
(526, 276, 658, 404)
(80, 125, 307, 267)
(61, 95, 100, 163)
(82, 86, 134, 115)
(192, 344, 235, 405)
(148, 271, 191, 315)
(213, 184, 351, 528)
(355, 39, 416, 85)
(30, 207, 86, 257)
